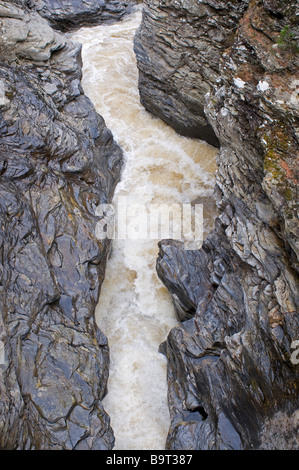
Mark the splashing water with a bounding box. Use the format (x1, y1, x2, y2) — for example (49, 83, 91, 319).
(72, 9, 218, 450)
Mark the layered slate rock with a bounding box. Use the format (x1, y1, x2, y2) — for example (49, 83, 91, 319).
(0, 1, 122, 449)
(134, 0, 255, 146)
(149, 0, 299, 450)
(24, 0, 136, 31)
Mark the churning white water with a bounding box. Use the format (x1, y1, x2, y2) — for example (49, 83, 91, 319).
(72, 9, 218, 450)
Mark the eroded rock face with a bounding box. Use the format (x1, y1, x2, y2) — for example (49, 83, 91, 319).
(17, 0, 136, 31)
(134, 0, 254, 146)
(0, 1, 122, 449)
(147, 0, 299, 450)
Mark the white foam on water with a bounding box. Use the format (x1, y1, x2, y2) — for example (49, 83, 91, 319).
(72, 9, 218, 450)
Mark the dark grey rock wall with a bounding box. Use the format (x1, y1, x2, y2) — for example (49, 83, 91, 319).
(139, 0, 299, 450)
(25, 0, 136, 31)
(0, 1, 122, 449)
(134, 0, 254, 146)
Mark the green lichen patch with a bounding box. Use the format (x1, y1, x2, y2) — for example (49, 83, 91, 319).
(262, 126, 298, 210)
(276, 25, 299, 56)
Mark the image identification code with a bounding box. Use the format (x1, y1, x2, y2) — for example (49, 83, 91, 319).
(150, 455, 193, 465)
(106, 455, 193, 466)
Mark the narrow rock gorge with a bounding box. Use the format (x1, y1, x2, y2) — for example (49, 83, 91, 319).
(0, 0, 298, 451)
(71, 10, 217, 449)
(135, 0, 299, 449)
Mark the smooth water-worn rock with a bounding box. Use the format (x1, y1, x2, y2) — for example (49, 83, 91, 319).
(156, 240, 213, 323)
(0, 1, 122, 449)
(23, 0, 136, 31)
(141, 0, 299, 450)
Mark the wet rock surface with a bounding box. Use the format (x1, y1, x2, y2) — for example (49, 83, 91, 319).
(0, 1, 122, 449)
(17, 0, 136, 32)
(149, 0, 299, 450)
(156, 240, 213, 323)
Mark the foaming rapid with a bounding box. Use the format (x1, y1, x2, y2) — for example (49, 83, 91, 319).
(72, 9, 218, 450)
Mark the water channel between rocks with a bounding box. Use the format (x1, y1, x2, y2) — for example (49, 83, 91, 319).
(71, 9, 218, 450)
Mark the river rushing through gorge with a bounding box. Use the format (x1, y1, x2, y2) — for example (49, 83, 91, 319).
(0, 0, 298, 453)
(72, 9, 218, 450)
